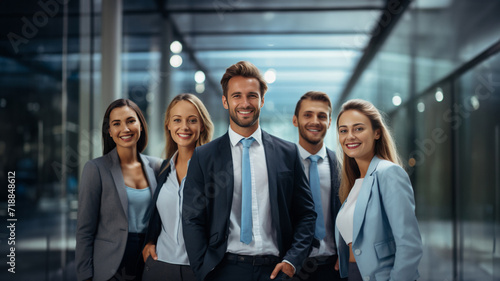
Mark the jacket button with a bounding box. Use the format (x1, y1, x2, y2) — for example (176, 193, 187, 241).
(364, 276, 370, 281)
(354, 249, 361, 255)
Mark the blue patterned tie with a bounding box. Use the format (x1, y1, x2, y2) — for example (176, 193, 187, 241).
(240, 137, 255, 244)
(308, 155, 326, 240)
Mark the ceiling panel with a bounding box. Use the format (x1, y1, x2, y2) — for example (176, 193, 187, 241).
(172, 11, 382, 34)
(165, 0, 385, 10)
(184, 34, 370, 51)
(166, 3, 385, 108)
(195, 50, 362, 69)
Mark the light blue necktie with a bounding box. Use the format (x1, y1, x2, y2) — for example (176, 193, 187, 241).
(308, 155, 326, 240)
(240, 137, 255, 244)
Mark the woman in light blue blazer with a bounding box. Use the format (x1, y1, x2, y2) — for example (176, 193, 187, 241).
(76, 99, 161, 281)
(334, 99, 422, 281)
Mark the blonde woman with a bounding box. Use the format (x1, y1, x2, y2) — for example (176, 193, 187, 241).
(142, 94, 213, 281)
(334, 99, 422, 281)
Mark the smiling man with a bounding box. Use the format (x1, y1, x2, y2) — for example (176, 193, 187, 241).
(292, 91, 345, 281)
(182, 61, 316, 281)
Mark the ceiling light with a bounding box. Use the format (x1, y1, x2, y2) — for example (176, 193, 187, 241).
(194, 71, 205, 84)
(264, 69, 276, 84)
(417, 102, 425, 113)
(170, 41, 182, 53)
(470, 96, 480, 110)
(435, 88, 444, 102)
(392, 94, 402, 106)
(170, 55, 182, 68)
(195, 83, 205, 94)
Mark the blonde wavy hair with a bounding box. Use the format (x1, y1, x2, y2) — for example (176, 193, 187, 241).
(163, 93, 214, 161)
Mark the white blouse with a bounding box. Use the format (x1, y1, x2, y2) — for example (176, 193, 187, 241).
(336, 178, 364, 244)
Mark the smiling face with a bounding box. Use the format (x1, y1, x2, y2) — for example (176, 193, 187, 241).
(222, 75, 264, 136)
(108, 106, 142, 151)
(167, 100, 203, 150)
(293, 99, 331, 151)
(338, 109, 380, 164)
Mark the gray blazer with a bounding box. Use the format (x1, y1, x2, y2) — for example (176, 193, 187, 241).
(75, 148, 161, 281)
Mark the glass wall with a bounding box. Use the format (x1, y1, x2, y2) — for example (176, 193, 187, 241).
(346, 0, 500, 280)
(0, 1, 82, 280)
(455, 53, 500, 280)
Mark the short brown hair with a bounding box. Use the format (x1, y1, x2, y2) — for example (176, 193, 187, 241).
(220, 61, 268, 98)
(294, 91, 332, 118)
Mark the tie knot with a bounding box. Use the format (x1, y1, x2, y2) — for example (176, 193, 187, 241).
(240, 137, 255, 148)
(308, 155, 321, 163)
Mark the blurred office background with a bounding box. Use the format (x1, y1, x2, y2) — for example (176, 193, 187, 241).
(0, 0, 499, 280)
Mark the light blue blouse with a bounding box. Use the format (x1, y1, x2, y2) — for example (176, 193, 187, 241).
(126, 186, 151, 233)
(156, 154, 190, 265)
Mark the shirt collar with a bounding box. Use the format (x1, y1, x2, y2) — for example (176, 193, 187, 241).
(228, 125, 263, 147)
(169, 151, 178, 171)
(297, 143, 327, 161)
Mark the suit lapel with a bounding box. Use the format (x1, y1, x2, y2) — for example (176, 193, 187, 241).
(218, 133, 235, 213)
(109, 148, 129, 219)
(140, 154, 158, 196)
(326, 149, 337, 212)
(352, 156, 382, 243)
(262, 131, 280, 242)
(262, 131, 277, 203)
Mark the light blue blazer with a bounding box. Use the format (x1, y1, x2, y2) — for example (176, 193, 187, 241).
(75, 148, 161, 281)
(335, 156, 422, 281)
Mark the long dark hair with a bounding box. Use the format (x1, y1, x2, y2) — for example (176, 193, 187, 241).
(102, 99, 149, 155)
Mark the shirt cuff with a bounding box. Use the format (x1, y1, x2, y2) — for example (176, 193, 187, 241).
(282, 260, 296, 274)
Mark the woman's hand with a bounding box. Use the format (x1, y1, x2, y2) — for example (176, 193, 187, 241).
(142, 242, 158, 262)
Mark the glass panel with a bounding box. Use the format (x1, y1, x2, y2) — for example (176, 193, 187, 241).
(412, 84, 454, 281)
(0, 0, 85, 279)
(456, 53, 500, 280)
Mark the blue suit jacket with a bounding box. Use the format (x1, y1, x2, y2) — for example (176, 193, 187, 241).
(76, 148, 161, 281)
(335, 156, 422, 281)
(182, 130, 317, 281)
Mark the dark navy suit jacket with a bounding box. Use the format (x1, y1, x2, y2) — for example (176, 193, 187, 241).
(182, 130, 317, 281)
(327, 148, 342, 246)
(144, 160, 171, 246)
(310, 148, 342, 249)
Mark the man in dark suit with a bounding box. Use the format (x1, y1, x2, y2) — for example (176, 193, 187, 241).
(291, 91, 346, 281)
(182, 61, 317, 281)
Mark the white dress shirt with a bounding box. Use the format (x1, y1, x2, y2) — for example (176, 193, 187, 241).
(336, 178, 364, 245)
(156, 152, 190, 265)
(226, 126, 279, 256)
(297, 144, 337, 257)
